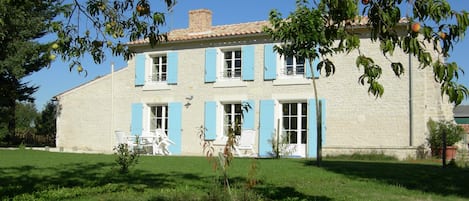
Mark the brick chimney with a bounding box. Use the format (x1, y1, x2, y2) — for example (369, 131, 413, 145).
(188, 9, 212, 33)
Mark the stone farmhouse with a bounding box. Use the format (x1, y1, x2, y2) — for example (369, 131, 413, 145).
(55, 9, 454, 159)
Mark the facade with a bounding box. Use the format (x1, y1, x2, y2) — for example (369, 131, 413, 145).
(55, 9, 454, 159)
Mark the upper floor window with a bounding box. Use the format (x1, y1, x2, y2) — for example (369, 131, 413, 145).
(223, 103, 242, 136)
(222, 49, 242, 79)
(282, 56, 305, 76)
(151, 55, 167, 82)
(149, 105, 168, 134)
(205, 46, 254, 83)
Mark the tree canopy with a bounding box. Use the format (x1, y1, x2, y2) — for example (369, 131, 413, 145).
(0, 0, 175, 144)
(265, 0, 469, 105)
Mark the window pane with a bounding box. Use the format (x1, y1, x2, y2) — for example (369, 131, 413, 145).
(296, 57, 305, 65)
(289, 131, 297, 143)
(286, 56, 294, 66)
(301, 131, 307, 144)
(302, 103, 307, 115)
(291, 117, 297, 129)
(235, 50, 241, 58)
(291, 103, 297, 115)
(224, 104, 231, 113)
(296, 65, 304, 74)
(234, 69, 241, 77)
(283, 117, 290, 129)
(156, 119, 162, 129)
(235, 104, 241, 113)
(157, 107, 162, 116)
(162, 64, 167, 81)
(235, 60, 241, 67)
(225, 51, 232, 59)
(302, 117, 307, 129)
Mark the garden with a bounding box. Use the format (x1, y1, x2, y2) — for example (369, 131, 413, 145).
(1, 149, 469, 201)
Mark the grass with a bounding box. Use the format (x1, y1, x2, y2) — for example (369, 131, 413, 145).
(1, 150, 469, 201)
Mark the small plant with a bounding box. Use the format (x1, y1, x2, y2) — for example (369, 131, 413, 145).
(268, 132, 295, 158)
(427, 119, 465, 155)
(415, 144, 429, 159)
(113, 143, 139, 173)
(18, 142, 26, 150)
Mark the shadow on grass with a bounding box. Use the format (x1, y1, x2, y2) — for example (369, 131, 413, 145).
(0, 162, 203, 199)
(305, 160, 469, 198)
(256, 185, 332, 201)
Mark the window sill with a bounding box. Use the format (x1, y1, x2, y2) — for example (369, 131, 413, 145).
(142, 83, 171, 91)
(273, 78, 311, 86)
(213, 79, 247, 88)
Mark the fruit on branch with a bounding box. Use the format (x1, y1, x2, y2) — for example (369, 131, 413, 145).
(361, 0, 370, 5)
(439, 32, 447, 40)
(77, 65, 83, 73)
(49, 54, 56, 61)
(136, 4, 150, 16)
(51, 43, 59, 50)
(411, 22, 420, 33)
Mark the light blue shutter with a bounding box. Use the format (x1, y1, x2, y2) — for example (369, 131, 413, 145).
(131, 103, 143, 136)
(204, 101, 217, 140)
(242, 45, 255, 81)
(135, 54, 146, 86)
(205, 48, 217, 83)
(242, 100, 255, 130)
(167, 52, 178, 84)
(320, 99, 326, 145)
(264, 44, 277, 80)
(168, 102, 182, 155)
(307, 99, 318, 158)
(259, 100, 275, 157)
(305, 48, 320, 79)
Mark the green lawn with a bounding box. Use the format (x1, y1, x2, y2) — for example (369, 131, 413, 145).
(1, 149, 468, 201)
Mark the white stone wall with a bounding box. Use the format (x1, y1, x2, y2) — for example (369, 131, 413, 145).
(56, 36, 453, 159)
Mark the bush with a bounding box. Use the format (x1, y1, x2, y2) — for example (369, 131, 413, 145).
(113, 144, 139, 173)
(427, 119, 465, 152)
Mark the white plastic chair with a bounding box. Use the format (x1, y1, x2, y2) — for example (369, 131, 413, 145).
(155, 129, 175, 155)
(141, 131, 158, 155)
(234, 129, 257, 157)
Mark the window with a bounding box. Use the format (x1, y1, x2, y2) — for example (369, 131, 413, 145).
(149, 105, 168, 134)
(151, 55, 167, 82)
(222, 49, 242, 79)
(282, 102, 307, 144)
(281, 56, 305, 76)
(223, 103, 242, 136)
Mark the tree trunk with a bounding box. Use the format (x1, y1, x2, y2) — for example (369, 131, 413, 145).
(309, 57, 321, 166)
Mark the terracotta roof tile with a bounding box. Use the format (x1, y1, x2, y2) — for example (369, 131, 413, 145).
(128, 16, 409, 45)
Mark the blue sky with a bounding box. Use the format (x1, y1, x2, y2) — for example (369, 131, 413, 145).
(25, 0, 469, 110)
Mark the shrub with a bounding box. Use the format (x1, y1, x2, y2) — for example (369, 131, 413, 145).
(427, 119, 465, 152)
(113, 144, 139, 173)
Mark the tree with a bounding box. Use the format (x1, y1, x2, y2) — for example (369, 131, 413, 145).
(14, 102, 39, 145)
(0, 0, 59, 144)
(265, 0, 469, 165)
(36, 100, 58, 146)
(0, 0, 175, 145)
(50, 0, 175, 72)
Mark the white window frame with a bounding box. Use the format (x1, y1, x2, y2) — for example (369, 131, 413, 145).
(277, 55, 306, 78)
(222, 103, 243, 136)
(218, 47, 242, 80)
(279, 101, 308, 145)
(149, 54, 167, 83)
(147, 104, 168, 135)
